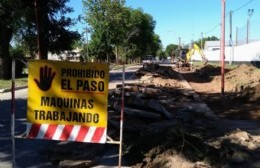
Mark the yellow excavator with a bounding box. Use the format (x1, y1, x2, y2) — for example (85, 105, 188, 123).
(176, 43, 208, 70)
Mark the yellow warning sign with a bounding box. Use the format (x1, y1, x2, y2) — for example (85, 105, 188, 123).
(27, 60, 109, 127)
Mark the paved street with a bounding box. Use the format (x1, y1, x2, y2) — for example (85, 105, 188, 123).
(0, 87, 60, 168)
(0, 65, 141, 168)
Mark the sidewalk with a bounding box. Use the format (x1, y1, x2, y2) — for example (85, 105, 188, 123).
(0, 85, 27, 93)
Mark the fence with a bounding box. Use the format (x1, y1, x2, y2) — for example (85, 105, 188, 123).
(235, 17, 260, 45)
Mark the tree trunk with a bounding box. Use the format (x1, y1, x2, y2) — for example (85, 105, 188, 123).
(0, 25, 13, 79)
(34, 0, 48, 59)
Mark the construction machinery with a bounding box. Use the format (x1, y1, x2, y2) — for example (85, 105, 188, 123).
(176, 43, 208, 70)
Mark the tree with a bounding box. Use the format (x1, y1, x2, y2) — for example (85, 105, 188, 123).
(126, 8, 156, 59)
(165, 44, 178, 57)
(156, 44, 166, 60)
(116, 8, 158, 63)
(0, 0, 22, 79)
(83, 0, 128, 62)
(0, 0, 80, 79)
(22, 0, 80, 59)
(147, 34, 162, 56)
(83, 1, 159, 63)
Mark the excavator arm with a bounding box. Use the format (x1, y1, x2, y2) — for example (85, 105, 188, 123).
(186, 43, 208, 65)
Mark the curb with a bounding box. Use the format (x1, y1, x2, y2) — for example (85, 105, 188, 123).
(0, 86, 28, 93)
(177, 73, 219, 121)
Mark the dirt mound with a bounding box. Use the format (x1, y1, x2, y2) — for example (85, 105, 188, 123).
(196, 64, 221, 76)
(233, 63, 256, 72)
(252, 83, 260, 101)
(240, 83, 260, 102)
(225, 64, 260, 92)
(190, 63, 260, 93)
(182, 63, 260, 120)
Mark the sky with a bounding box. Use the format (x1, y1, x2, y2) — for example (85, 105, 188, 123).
(68, 0, 260, 48)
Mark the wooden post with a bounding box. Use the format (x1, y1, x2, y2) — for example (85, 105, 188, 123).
(118, 64, 125, 168)
(11, 59, 16, 168)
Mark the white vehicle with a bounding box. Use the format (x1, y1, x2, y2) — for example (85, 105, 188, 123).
(142, 55, 156, 66)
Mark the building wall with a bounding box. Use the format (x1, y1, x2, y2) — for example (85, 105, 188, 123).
(191, 41, 260, 63)
(48, 50, 81, 62)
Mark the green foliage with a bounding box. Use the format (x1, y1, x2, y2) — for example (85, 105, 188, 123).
(0, 0, 20, 79)
(165, 44, 178, 57)
(0, 77, 27, 89)
(126, 9, 157, 59)
(83, 0, 127, 61)
(0, 0, 80, 78)
(72, 39, 84, 49)
(194, 36, 219, 49)
(10, 47, 27, 77)
(15, 0, 80, 56)
(156, 44, 166, 60)
(82, 0, 161, 62)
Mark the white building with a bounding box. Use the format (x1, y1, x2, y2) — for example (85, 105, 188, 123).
(204, 41, 221, 51)
(192, 40, 260, 63)
(48, 48, 82, 61)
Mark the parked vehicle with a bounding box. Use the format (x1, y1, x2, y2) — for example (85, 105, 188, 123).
(142, 55, 156, 67)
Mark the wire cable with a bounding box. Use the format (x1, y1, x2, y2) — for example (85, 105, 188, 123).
(203, 0, 254, 35)
(232, 0, 253, 13)
(204, 23, 221, 35)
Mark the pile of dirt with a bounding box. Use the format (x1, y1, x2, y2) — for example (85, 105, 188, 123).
(181, 63, 260, 120)
(184, 63, 260, 93)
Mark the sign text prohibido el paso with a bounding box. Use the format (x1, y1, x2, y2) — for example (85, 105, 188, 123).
(26, 60, 109, 143)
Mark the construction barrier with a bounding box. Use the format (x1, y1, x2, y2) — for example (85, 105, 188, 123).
(26, 60, 109, 143)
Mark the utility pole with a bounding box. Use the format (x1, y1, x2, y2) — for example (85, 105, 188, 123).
(85, 28, 89, 61)
(229, 11, 233, 65)
(220, 0, 226, 95)
(201, 32, 203, 49)
(115, 46, 118, 65)
(178, 37, 181, 49)
(247, 9, 254, 44)
(229, 11, 233, 46)
(178, 37, 181, 58)
(236, 27, 238, 46)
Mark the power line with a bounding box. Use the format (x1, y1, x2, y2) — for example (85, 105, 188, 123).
(204, 23, 221, 35)
(232, 0, 253, 13)
(203, 0, 254, 36)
